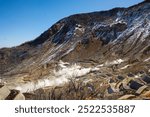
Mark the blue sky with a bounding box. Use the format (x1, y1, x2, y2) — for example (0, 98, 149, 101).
(0, 0, 143, 48)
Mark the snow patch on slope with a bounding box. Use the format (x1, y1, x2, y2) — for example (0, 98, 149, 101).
(96, 59, 125, 68)
(105, 59, 124, 66)
(120, 65, 131, 70)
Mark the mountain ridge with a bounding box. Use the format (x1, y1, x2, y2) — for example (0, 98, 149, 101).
(0, 1, 150, 100)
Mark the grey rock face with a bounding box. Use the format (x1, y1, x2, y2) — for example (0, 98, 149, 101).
(0, 1, 149, 100)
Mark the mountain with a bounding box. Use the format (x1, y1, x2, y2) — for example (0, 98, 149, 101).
(0, 1, 150, 100)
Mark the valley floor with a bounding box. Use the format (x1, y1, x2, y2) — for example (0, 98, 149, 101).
(1, 58, 150, 100)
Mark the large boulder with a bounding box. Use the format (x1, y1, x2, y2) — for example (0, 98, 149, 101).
(0, 85, 10, 100)
(6, 90, 25, 100)
(14, 92, 25, 100)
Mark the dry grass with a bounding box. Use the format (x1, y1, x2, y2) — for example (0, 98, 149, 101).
(24, 78, 108, 100)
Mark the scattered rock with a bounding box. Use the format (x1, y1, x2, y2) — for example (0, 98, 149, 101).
(128, 73, 134, 77)
(128, 80, 143, 90)
(117, 76, 125, 80)
(121, 79, 131, 89)
(139, 71, 145, 74)
(107, 86, 115, 94)
(23, 93, 35, 100)
(141, 76, 150, 84)
(109, 79, 115, 83)
(136, 85, 148, 94)
(118, 94, 136, 100)
(143, 90, 150, 98)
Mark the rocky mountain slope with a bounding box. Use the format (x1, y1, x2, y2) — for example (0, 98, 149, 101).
(0, 1, 150, 100)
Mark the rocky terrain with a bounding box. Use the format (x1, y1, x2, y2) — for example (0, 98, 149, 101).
(0, 1, 150, 100)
